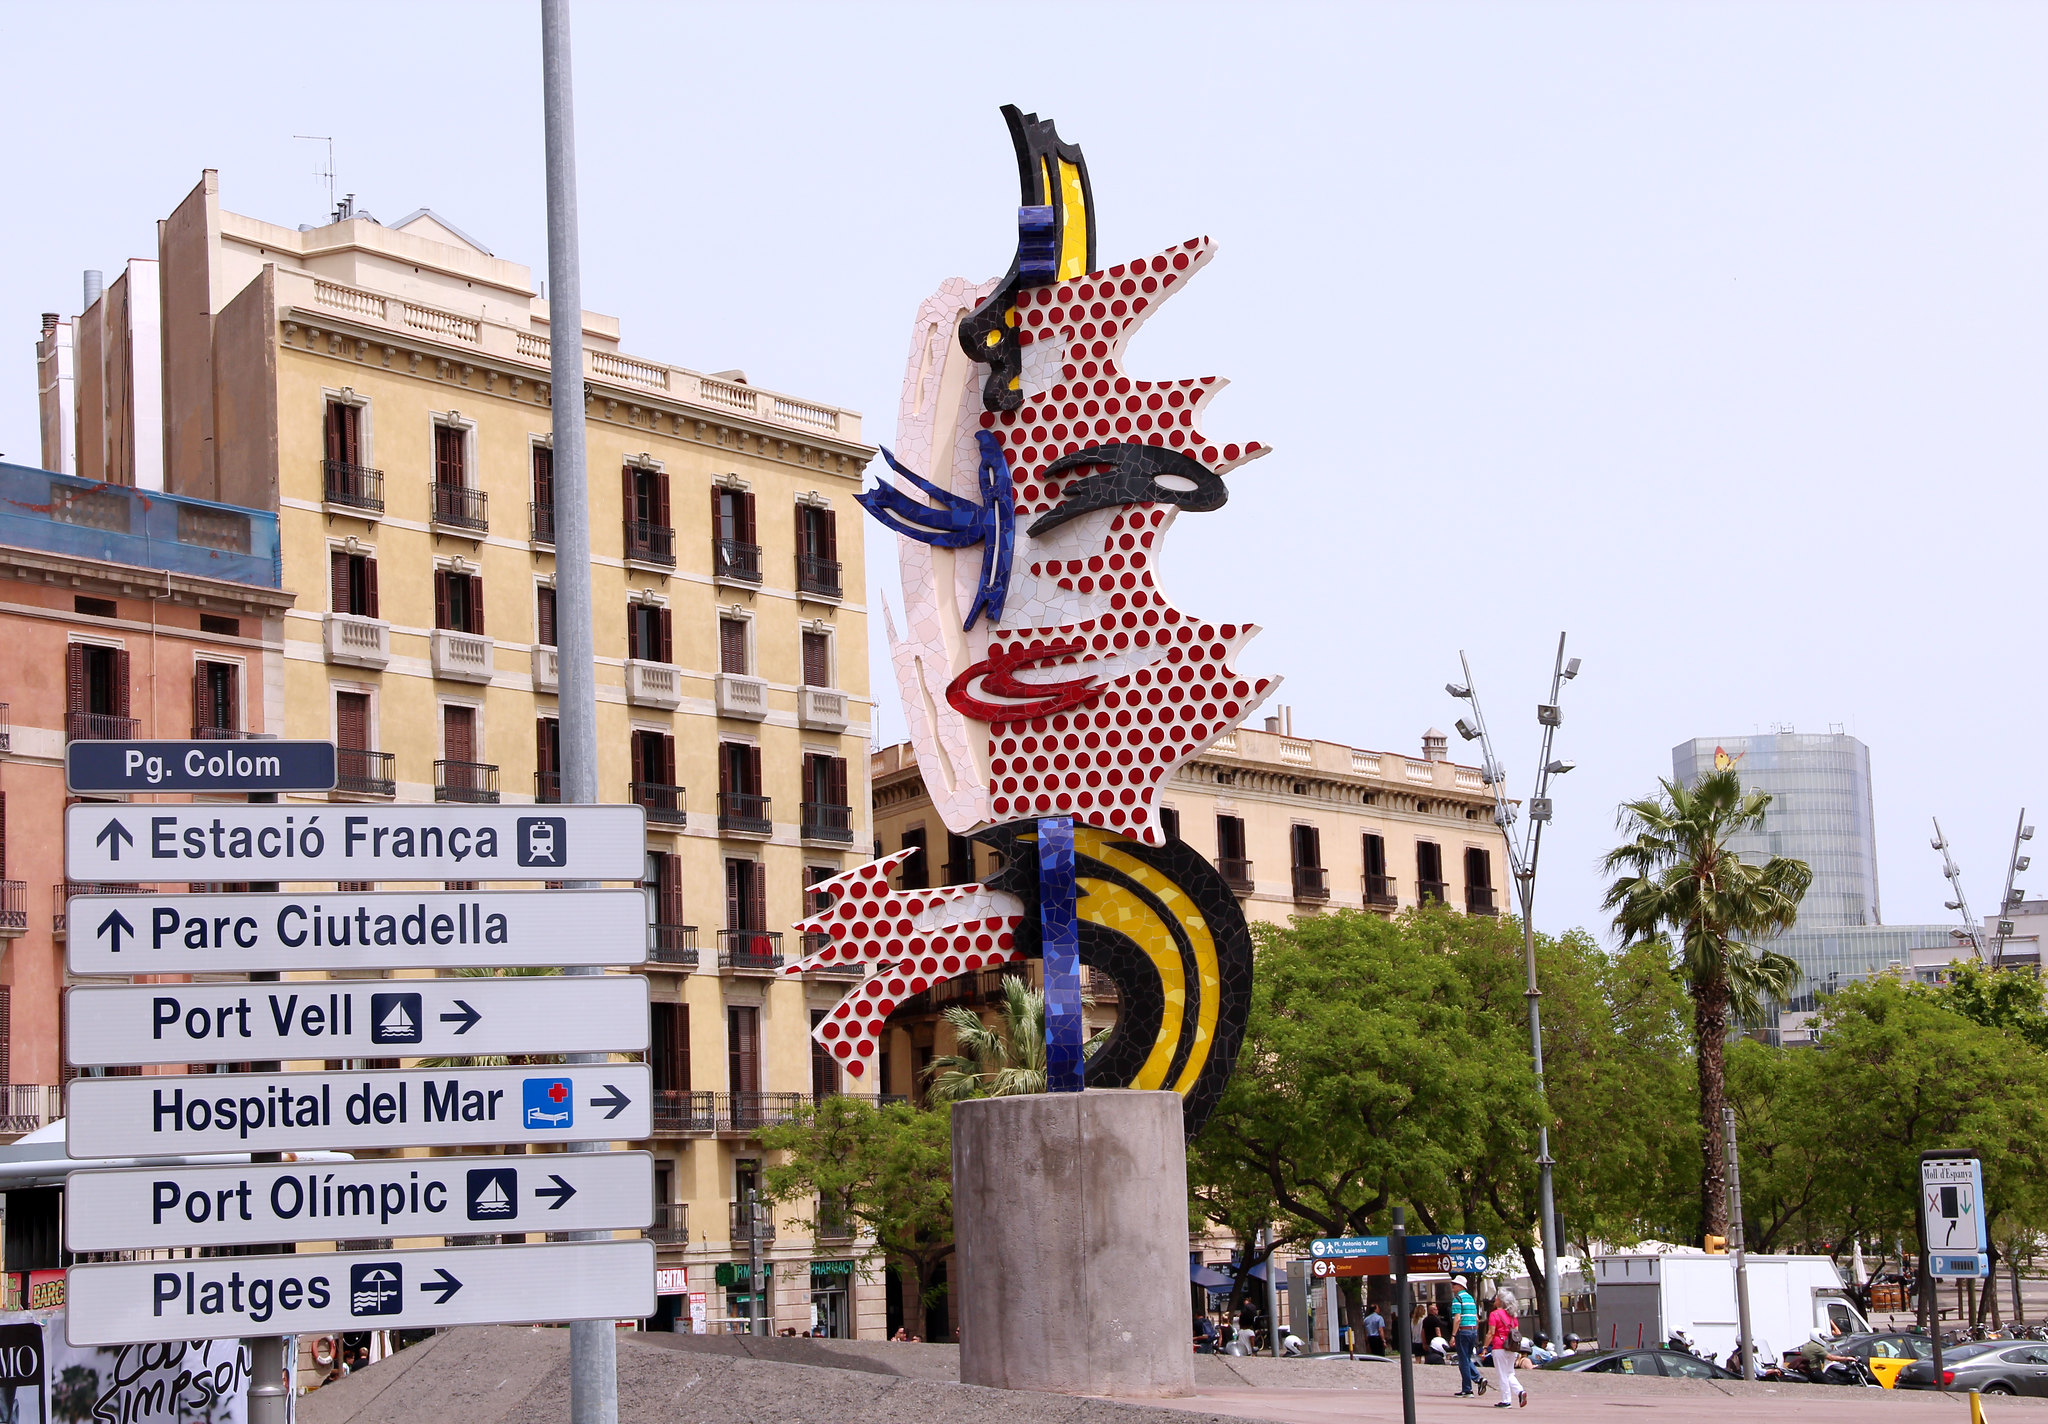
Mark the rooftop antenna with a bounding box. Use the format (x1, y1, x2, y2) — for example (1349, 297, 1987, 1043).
(293, 135, 335, 221)
(1930, 817, 1985, 962)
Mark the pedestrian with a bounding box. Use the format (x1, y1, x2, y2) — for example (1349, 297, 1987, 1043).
(1364, 1302, 1386, 1356)
(1449, 1276, 1484, 1396)
(1488, 1291, 1528, 1408)
(1411, 1302, 1431, 1361)
(1419, 1302, 1444, 1362)
(1194, 1315, 1218, 1354)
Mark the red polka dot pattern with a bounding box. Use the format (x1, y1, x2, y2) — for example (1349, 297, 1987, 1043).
(785, 850, 1026, 1076)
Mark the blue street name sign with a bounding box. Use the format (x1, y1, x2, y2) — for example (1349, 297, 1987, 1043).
(67, 740, 337, 794)
(1309, 1236, 1390, 1259)
(1404, 1233, 1487, 1255)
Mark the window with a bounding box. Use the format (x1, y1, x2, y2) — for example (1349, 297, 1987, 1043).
(531, 444, 555, 542)
(535, 585, 557, 647)
(434, 569, 484, 634)
(336, 691, 371, 751)
(1158, 807, 1181, 843)
(898, 828, 928, 891)
(647, 849, 687, 957)
(796, 505, 840, 596)
(801, 630, 831, 687)
(623, 465, 673, 564)
(330, 549, 379, 617)
(803, 865, 838, 917)
(535, 716, 561, 802)
(1465, 848, 1496, 915)
(0, 984, 10, 1090)
(324, 402, 380, 510)
(1417, 841, 1446, 903)
(811, 1008, 839, 1098)
(728, 1007, 762, 1095)
(199, 614, 240, 637)
(443, 706, 477, 764)
(718, 743, 767, 832)
(801, 754, 851, 840)
(945, 833, 976, 885)
(628, 602, 673, 663)
(725, 858, 765, 932)
(1363, 832, 1394, 905)
(713, 487, 760, 581)
(74, 595, 117, 619)
(193, 661, 238, 738)
(719, 618, 749, 675)
(1291, 825, 1322, 870)
(1215, 815, 1251, 893)
(1290, 825, 1327, 901)
(66, 643, 131, 739)
(652, 1002, 689, 1093)
(433, 424, 467, 486)
(632, 731, 682, 823)
(325, 401, 362, 466)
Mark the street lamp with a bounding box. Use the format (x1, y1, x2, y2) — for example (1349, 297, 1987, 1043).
(1447, 633, 1577, 1351)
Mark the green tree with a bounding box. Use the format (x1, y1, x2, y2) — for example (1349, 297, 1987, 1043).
(1602, 768, 1810, 1240)
(1925, 960, 2048, 1051)
(924, 976, 1046, 1102)
(758, 1094, 955, 1340)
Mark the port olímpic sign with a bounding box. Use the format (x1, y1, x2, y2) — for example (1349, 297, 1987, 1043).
(65, 975, 650, 1066)
(65, 1152, 654, 1253)
(66, 740, 338, 794)
(66, 888, 648, 975)
(64, 803, 645, 883)
(66, 1064, 652, 1158)
(65, 1239, 656, 1345)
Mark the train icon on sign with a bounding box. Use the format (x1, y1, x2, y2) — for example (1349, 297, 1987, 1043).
(516, 817, 566, 868)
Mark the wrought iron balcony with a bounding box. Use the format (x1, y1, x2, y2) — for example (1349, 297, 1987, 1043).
(718, 929, 784, 973)
(800, 931, 863, 977)
(534, 769, 561, 804)
(323, 459, 384, 513)
(731, 1199, 778, 1241)
(715, 538, 762, 584)
(1467, 886, 1499, 916)
(435, 759, 500, 804)
(632, 781, 688, 827)
(1, 702, 12, 752)
(718, 791, 771, 836)
(429, 481, 488, 533)
(1418, 878, 1449, 905)
(645, 1202, 688, 1245)
(191, 723, 241, 741)
(1291, 865, 1329, 902)
(1364, 873, 1399, 909)
(54, 882, 146, 939)
(648, 922, 699, 968)
(1216, 857, 1254, 895)
(652, 1089, 719, 1135)
(336, 747, 395, 797)
(530, 501, 555, 545)
(0, 1085, 63, 1138)
(624, 518, 675, 567)
(66, 712, 139, 742)
(814, 1198, 853, 1242)
(800, 801, 853, 843)
(797, 553, 842, 599)
(0, 882, 25, 935)
(725, 1092, 804, 1135)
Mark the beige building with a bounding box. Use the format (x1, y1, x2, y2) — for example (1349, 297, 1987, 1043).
(39, 173, 885, 1338)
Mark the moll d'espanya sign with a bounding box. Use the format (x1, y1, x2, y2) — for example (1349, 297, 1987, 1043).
(63, 804, 646, 882)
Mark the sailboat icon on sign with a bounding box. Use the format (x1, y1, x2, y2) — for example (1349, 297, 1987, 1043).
(466, 1167, 518, 1220)
(369, 992, 423, 1045)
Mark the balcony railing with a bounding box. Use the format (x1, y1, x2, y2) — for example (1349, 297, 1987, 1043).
(731, 1200, 778, 1241)
(530, 501, 555, 544)
(652, 1089, 720, 1135)
(718, 929, 784, 972)
(1364, 873, 1399, 909)
(435, 759, 500, 804)
(1217, 857, 1254, 895)
(55, 882, 146, 939)
(430, 481, 488, 533)
(632, 781, 688, 827)
(797, 554, 842, 599)
(718, 791, 771, 836)
(1292, 865, 1329, 902)
(814, 1199, 853, 1242)
(648, 923, 699, 968)
(0, 1085, 63, 1138)
(0, 882, 25, 934)
(800, 801, 853, 843)
(535, 770, 561, 804)
(323, 459, 385, 513)
(1467, 887, 1499, 916)
(67, 712, 139, 742)
(726, 1092, 805, 1135)
(921, 966, 1032, 1013)
(800, 931, 863, 976)
(715, 539, 762, 583)
(336, 747, 395, 797)
(646, 1202, 688, 1246)
(1, 702, 11, 752)
(191, 723, 241, 741)
(1418, 879, 1449, 905)
(1082, 967, 1120, 1004)
(648, 1091, 806, 1137)
(624, 519, 676, 567)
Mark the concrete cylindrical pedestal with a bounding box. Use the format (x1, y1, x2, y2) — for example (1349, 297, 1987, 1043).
(952, 1089, 1193, 1397)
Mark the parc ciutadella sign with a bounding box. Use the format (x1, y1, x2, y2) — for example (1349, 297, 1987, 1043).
(56, 742, 659, 1347)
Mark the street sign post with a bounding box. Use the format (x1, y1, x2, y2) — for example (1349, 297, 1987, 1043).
(63, 803, 646, 882)
(1921, 1155, 1988, 1270)
(64, 1239, 656, 1345)
(67, 740, 338, 795)
(65, 1152, 654, 1252)
(1308, 1236, 1389, 1258)
(66, 1064, 653, 1157)
(65, 975, 650, 1066)
(66, 888, 650, 975)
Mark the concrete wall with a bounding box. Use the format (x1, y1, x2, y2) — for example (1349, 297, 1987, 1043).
(159, 170, 221, 499)
(952, 1091, 1193, 1397)
(211, 265, 278, 511)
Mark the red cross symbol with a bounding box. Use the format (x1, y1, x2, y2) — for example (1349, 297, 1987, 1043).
(547, 1081, 568, 1103)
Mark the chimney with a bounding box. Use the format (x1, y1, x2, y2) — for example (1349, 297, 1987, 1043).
(41, 313, 58, 335)
(1421, 728, 1449, 762)
(1264, 715, 1281, 734)
(82, 270, 104, 310)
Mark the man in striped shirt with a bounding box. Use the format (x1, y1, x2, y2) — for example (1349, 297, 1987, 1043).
(1450, 1276, 1483, 1396)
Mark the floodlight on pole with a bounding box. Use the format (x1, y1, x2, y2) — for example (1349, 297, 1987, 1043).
(1990, 809, 2032, 968)
(1930, 817, 1984, 963)
(1446, 633, 1577, 1352)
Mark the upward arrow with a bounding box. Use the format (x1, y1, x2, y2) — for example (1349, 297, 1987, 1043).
(98, 909, 134, 954)
(95, 820, 134, 861)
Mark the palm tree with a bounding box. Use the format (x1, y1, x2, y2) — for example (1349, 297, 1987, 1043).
(923, 975, 1047, 1103)
(1601, 767, 1810, 1241)
(414, 966, 562, 1069)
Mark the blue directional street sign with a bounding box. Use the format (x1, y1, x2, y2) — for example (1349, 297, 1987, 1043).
(67, 740, 337, 794)
(1405, 1233, 1487, 1255)
(1309, 1236, 1390, 1258)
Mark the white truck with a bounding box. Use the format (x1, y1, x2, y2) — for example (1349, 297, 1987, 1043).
(1594, 1252, 1871, 1364)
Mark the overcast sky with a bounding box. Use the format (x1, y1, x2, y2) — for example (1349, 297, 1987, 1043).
(4, 1, 2042, 941)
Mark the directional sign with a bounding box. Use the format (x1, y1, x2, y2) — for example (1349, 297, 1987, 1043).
(65, 976, 649, 1066)
(66, 1064, 652, 1158)
(65, 1239, 656, 1345)
(1308, 1236, 1390, 1259)
(1921, 1155, 1987, 1253)
(67, 740, 338, 794)
(67, 888, 648, 975)
(64, 804, 646, 883)
(1931, 1252, 1991, 1281)
(1403, 1233, 1486, 1255)
(64, 1151, 654, 1252)
(1309, 1254, 1487, 1279)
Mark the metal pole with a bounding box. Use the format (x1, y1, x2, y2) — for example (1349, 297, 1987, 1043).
(1990, 810, 2032, 970)
(747, 1189, 764, 1336)
(1392, 1208, 1416, 1424)
(242, 783, 289, 1424)
(1724, 1106, 1754, 1382)
(1263, 1226, 1282, 1356)
(542, 2, 616, 1418)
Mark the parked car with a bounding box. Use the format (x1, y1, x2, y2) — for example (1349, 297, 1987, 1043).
(1896, 1342, 2048, 1395)
(1538, 1348, 1738, 1379)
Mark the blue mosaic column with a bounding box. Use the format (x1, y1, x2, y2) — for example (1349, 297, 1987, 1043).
(1038, 816, 1085, 1093)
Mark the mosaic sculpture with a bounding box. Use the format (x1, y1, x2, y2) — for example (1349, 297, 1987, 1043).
(787, 107, 1273, 1135)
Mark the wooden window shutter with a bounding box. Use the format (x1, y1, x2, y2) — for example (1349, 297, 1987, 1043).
(828, 756, 847, 808)
(192, 670, 206, 738)
(325, 403, 342, 464)
(622, 467, 637, 532)
(718, 745, 732, 798)
(532, 445, 554, 506)
(662, 734, 677, 787)
(336, 692, 368, 751)
(625, 603, 639, 662)
(435, 425, 464, 485)
(794, 504, 807, 560)
(536, 586, 556, 647)
(536, 718, 553, 777)
(712, 488, 725, 544)
(469, 574, 484, 635)
(747, 745, 764, 798)
(741, 492, 757, 544)
(331, 550, 348, 611)
(443, 706, 474, 763)
(655, 470, 670, 527)
(631, 730, 647, 787)
(434, 570, 450, 631)
(364, 557, 379, 619)
(659, 607, 673, 664)
(823, 509, 838, 562)
(223, 663, 239, 733)
(66, 643, 85, 717)
(114, 649, 131, 719)
(0, 791, 7, 879)
(747, 859, 766, 933)
(0, 984, 11, 1089)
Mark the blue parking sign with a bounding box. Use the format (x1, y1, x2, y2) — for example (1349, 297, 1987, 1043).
(523, 1077, 575, 1129)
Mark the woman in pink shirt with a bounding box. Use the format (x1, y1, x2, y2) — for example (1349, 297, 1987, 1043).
(1487, 1292, 1527, 1408)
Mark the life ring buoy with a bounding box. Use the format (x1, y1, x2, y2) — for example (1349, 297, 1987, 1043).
(312, 1337, 337, 1366)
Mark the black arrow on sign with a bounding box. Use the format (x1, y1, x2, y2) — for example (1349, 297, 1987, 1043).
(420, 1268, 462, 1305)
(438, 999, 481, 1035)
(535, 1174, 577, 1210)
(589, 1084, 631, 1120)
(98, 909, 134, 954)
(95, 820, 134, 861)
